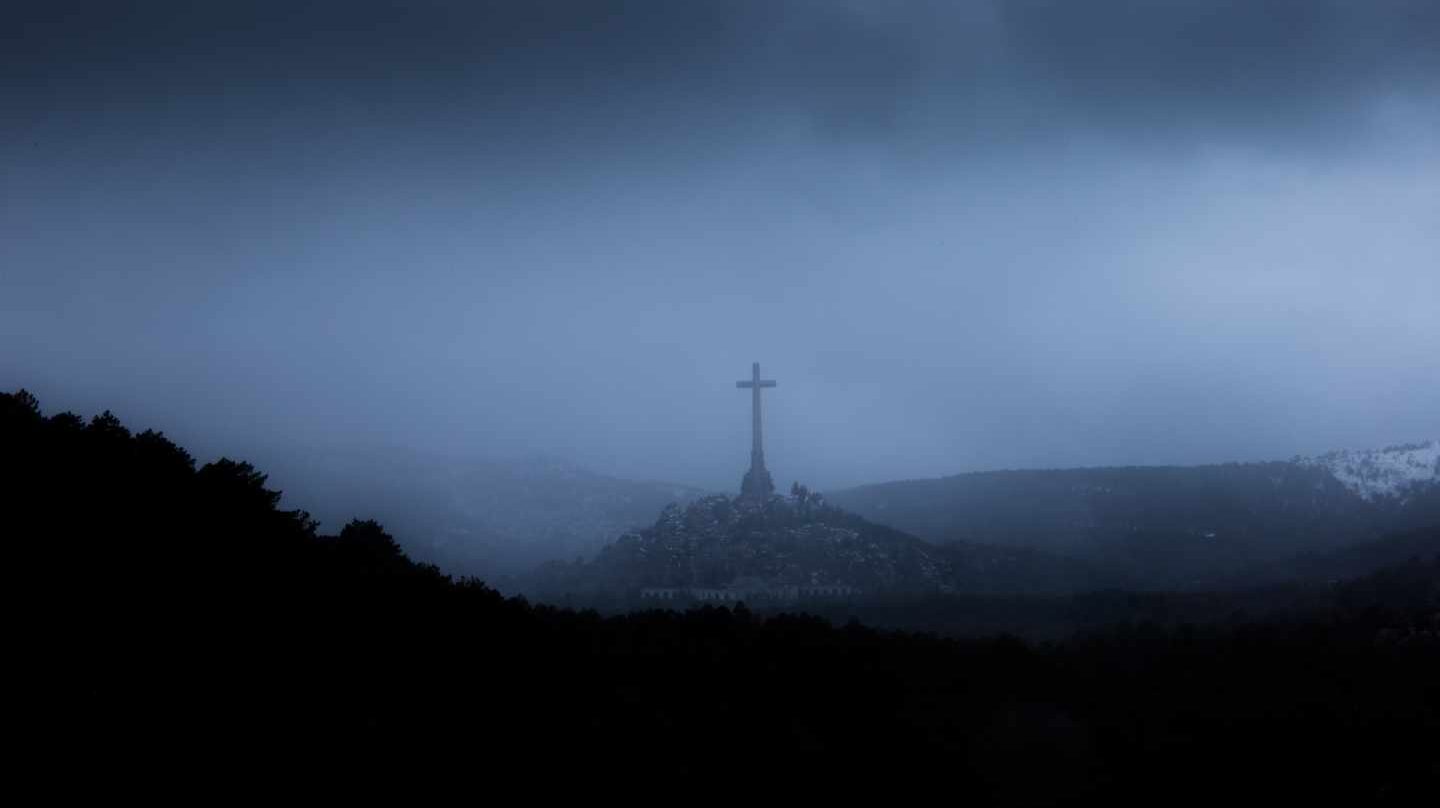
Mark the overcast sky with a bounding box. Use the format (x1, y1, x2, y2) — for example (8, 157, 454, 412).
(4, 1, 1438, 491)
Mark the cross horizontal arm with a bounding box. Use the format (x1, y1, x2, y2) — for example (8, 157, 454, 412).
(736, 380, 777, 388)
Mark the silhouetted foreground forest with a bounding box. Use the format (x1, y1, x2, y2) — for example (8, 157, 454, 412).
(7, 390, 1436, 801)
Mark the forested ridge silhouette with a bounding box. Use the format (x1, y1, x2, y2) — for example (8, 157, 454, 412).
(6, 389, 1436, 800)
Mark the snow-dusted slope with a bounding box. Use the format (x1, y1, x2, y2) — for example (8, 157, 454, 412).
(1303, 440, 1440, 501)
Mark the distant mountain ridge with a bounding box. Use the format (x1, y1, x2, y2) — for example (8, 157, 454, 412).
(252, 436, 1437, 590)
(1301, 440, 1439, 501)
(829, 440, 1440, 588)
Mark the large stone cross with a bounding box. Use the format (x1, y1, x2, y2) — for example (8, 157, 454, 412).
(736, 362, 777, 499)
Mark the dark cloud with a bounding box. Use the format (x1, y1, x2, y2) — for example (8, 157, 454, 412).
(7, 1, 1438, 147)
(2, 2, 1437, 492)
(998, 1, 1440, 139)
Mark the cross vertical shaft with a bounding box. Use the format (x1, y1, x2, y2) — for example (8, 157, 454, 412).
(736, 362, 777, 499)
(750, 362, 764, 467)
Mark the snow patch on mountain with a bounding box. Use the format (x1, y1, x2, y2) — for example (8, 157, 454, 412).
(1302, 440, 1440, 501)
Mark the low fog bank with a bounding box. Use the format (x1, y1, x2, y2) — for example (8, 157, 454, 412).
(238, 439, 704, 582)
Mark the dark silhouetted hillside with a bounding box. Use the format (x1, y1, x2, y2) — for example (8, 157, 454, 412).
(7, 389, 1436, 800)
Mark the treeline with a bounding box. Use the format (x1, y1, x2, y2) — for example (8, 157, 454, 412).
(6, 390, 1437, 800)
